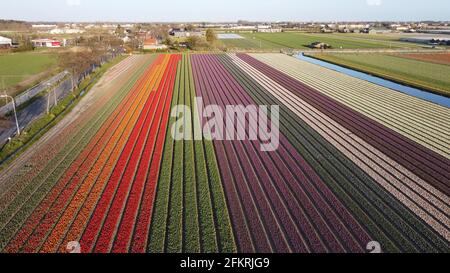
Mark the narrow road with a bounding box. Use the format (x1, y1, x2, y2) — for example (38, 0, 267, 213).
(0, 77, 72, 144)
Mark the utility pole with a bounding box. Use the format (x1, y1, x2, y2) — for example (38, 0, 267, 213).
(72, 69, 76, 93)
(46, 83, 58, 114)
(54, 85, 58, 106)
(46, 83, 51, 114)
(66, 70, 75, 93)
(0, 95, 20, 136)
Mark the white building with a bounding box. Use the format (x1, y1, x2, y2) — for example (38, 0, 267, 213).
(170, 28, 204, 38)
(31, 39, 62, 48)
(257, 25, 271, 30)
(142, 37, 167, 50)
(395, 26, 410, 32)
(49, 28, 85, 34)
(231, 25, 257, 31)
(32, 24, 57, 29)
(369, 28, 392, 34)
(0, 36, 12, 48)
(122, 36, 131, 43)
(257, 25, 282, 33)
(84, 24, 96, 29)
(143, 44, 168, 50)
(102, 24, 116, 29)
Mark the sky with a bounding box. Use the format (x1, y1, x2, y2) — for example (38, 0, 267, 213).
(1, 0, 449, 22)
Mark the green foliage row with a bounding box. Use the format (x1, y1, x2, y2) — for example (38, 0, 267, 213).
(148, 57, 182, 253)
(221, 32, 419, 50)
(165, 58, 185, 253)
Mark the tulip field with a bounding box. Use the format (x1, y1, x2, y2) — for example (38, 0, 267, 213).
(0, 53, 448, 253)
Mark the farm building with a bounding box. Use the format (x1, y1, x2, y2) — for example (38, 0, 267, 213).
(31, 39, 62, 48)
(187, 31, 205, 37)
(400, 36, 450, 45)
(142, 37, 167, 50)
(49, 28, 85, 34)
(257, 25, 282, 33)
(169, 28, 204, 38)
(321, 27, 334, 33)
(31, 24, 57, 29)
(0, 36, 12, 49)
(230, 25, 257, 31)
(369, 28, 392, 34)
(170, 28, 187, 37)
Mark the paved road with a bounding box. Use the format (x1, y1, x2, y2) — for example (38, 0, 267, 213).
(0, 52, 121, 147)
(0, 77, 73, 144)
(0, 54, 136, 182)
(0, 71, 68, 116)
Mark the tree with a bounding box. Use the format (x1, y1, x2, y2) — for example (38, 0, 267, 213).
(13, 38, 33, 52)
(164, 36, 174, 47)
(206, 29, 217, 45)
(186, 36, 201, 50)
(115, 24, 124, 37)
(133, 24, 142, 33)
(58, 50, 99, 92)
(149, 24, 170, 40)
(185, 24, 195, 31)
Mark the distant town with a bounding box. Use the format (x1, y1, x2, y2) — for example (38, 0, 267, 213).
(1, 20, 450, 52)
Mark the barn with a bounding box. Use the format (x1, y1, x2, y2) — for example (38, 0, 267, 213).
(143, 37, 167, 50)
(0, 36, 12, 49)
(31, 39, 62, 48)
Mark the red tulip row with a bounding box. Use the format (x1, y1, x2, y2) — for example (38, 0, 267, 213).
(78, 55, 180, 253)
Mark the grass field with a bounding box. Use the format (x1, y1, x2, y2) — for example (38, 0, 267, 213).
(220, 32, 420, 50)
(309, 53, 450, 97)
(332, 33, 403, 41)
(395, 53, 450, 66)
(220, 35, 281, 50)
(309, 33, 423, 49)
(0, 52, 58, 95)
